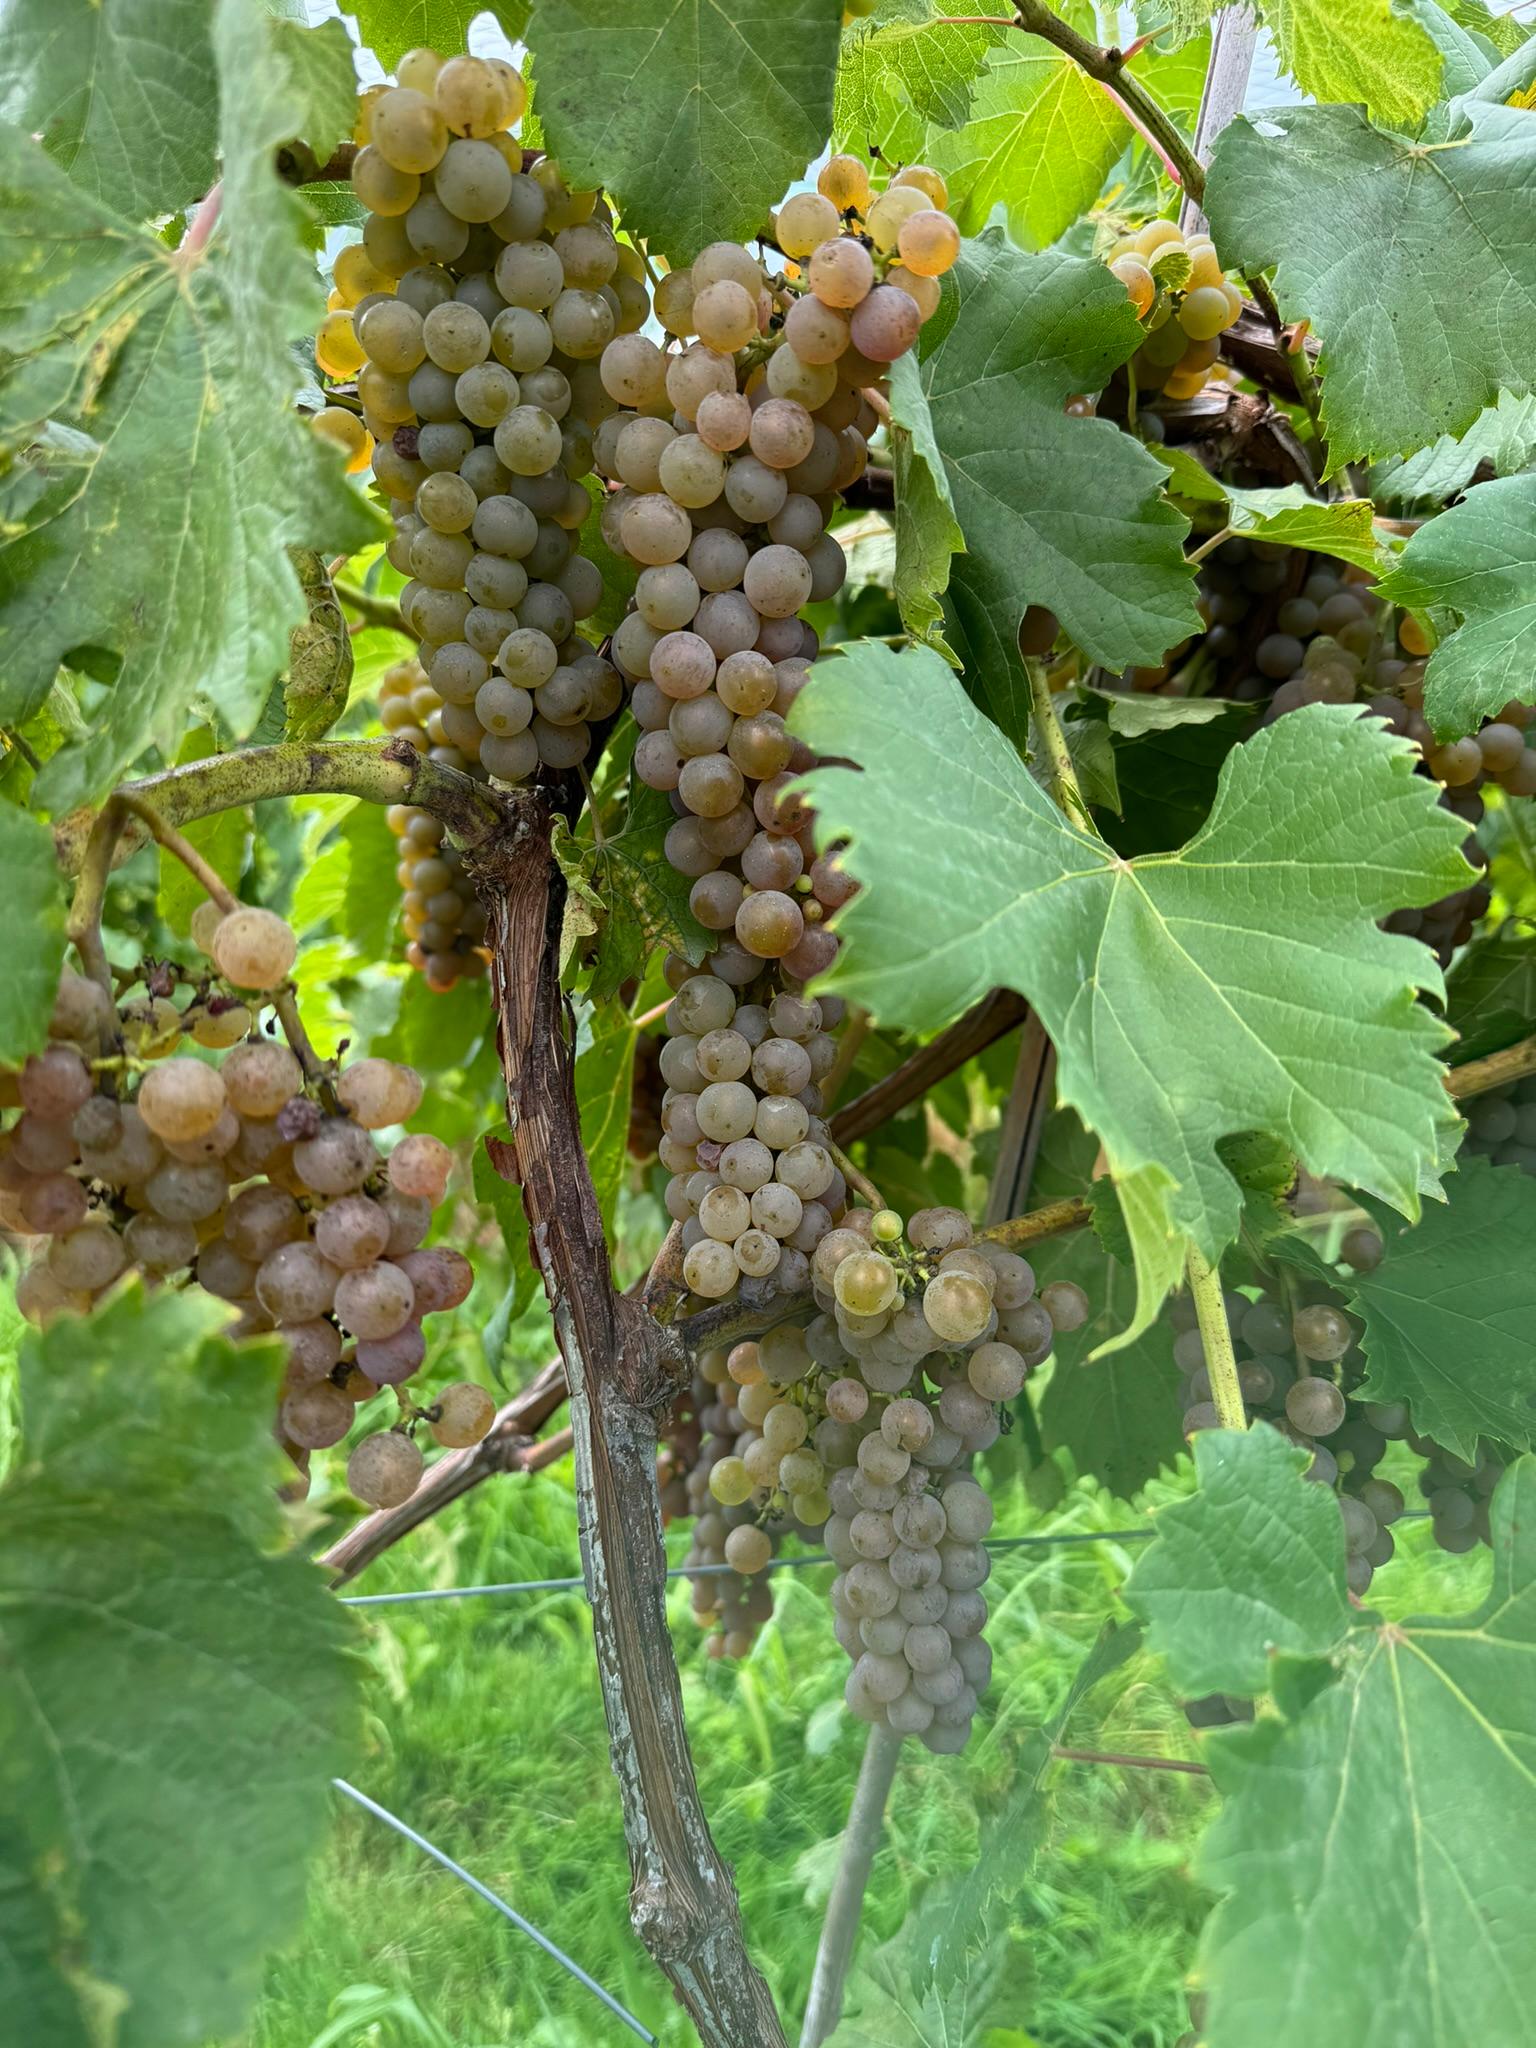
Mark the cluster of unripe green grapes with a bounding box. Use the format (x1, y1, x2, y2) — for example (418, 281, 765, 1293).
(1105, 217, 1244, 405)
(672, 1205, 1087, 1732)
(0, 912, 492, 1511)
(321, 50, 630, 799)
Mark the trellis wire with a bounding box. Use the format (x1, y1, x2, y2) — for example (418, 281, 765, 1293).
(337, 1527, 1159, 1607)
(333, 1777, 657, 2043)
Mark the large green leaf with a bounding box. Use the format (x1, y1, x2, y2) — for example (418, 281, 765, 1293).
(1445, 925, 1536, 1062)
(1327, 1157, 1536, 1459)
(1158, 455, 1387, 571)
(0, 794, 68, 1064)
(1205, 103, 1536, 473)
(885, 349, 963, 661)
(1376, 474, 1536, 739)
(527, 0, 842, 264)
(1030, 1108, 1186, 1497)
(1369, 390, 1536, 509)
(1161, 0, 1444, 124)
(924, 44, 1126, 251)
(1125, 1427, 1351, 1697)
(794, 644, 1469, 1300)
(0, 0, 381, 811)
(0, 1284, 360, 2048)
(0, 0, 218, 216)
(1192, 1455, 1536, 2048)
(901, 229, 1198, 746)
(349, 0, 520, 71)
(833, 0, 1004, 156)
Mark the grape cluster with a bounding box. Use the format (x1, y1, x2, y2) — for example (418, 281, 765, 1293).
(327, 51, 630, 791)
(0, 914, 493, 1511)
(671, 1206, 1085, 1736)
(1463, 1072, 1536, 1176)
(1106, 219, 1244, 406)
(377, 655, 491, 989)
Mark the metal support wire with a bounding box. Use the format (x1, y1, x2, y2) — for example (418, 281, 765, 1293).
(338, 1528, 1158, 1608)
(333, 1778, 657, 2044)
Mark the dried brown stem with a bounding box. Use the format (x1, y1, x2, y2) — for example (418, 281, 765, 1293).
(1053, 1745, 1209, 1776)
(474, 795, 785, 2048)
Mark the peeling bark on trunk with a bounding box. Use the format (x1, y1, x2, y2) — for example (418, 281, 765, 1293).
(472, 795, 787, 2048)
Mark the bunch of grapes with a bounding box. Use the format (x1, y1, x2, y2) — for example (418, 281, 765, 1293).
(1105, 219, 1244, 405)
(0, 909, 493, 1511)
(1462, 1074, 1536, 1176)
(377, 655, 492, 989)
(326, 50, 630, 789)
(688, 1205, 1088, 1739)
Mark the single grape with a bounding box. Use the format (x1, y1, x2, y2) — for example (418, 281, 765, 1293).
(347, 1430, 425, 1508)
(211, 908, 297, 990)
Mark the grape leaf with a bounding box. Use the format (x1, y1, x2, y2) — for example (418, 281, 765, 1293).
(1030, 1109, 1186, 1498)
(527, 0, 842, 264)
(0, 795, 67, 1065)
(0, 1284, 360, 2048)
(349, 0, 520, 71)
(898, 229, 1198, 746)
(1325, 1157, 1536, 1459)
(0, 0, 218, 217)
(267, 13, 363, 169)
(1125, 1427, 1351, 1698)
(833, 1, 1005, 156)
(574, 997, 638, 1245)
(1376, 473, 1536, 739)
(0, 0, 382, 811)
(1369, 391, 1536, 508)
(1192, 1455, 1536, 2048)
(885, 350, 963, 661)
(1445, 925, 1536, 1061)
(1205, 103, 1536, 473)
(1098, 708, 1252, 858)
(793, 644, 1470, 1312)
(924, 45, 1127, 251)
(1160, 470, 1387, 572)
(1160, 0, 1444, 125)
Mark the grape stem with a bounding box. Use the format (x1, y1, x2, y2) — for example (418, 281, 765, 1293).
(65, 798, 130, 1020)
(176, 180, 223, 269)
(1446, 1034, 1536, 1099)
(116, 795, 238, 914)
(817, 1006, 870, 1112)
(334, 580, 408, 634)
(1186, 1243, 1247, 1429)
(828, 1137, 885, 1212)
(1052, 1744, 1209, 1776)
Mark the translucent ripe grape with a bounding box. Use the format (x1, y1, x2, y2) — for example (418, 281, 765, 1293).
(896, 208, 961, 278)
(20, 1044, 93, 1120)
(20, 1172, 88, 1235)
(352, 1323, 425, 1386)
(336, 1059, 425, 1129)
(434, 137, 514, 222)
(666, 343, 737, 421)
(923, 1269, 992, 1344)
(423, 1380, 495, 1449)
(371, 89, 449, 174)
(1039, 1280, 1089, 1333)
(808, 236, 874, 309)
(1179, 284, 1233, 340)
(1286, 1376, 1347, 1436)
(819, 152, 871, 214)
(892, 163, 949, 209)
(695, 389, 753, 454)
(747, 399, 816, 473)
(708, 1454, 754, 1506)
(143, 1158, 227, 1222)
(433, 53, 505, 136)
(849, 285, 921, 363)
(256, 1241, 338, 1323)
(735, 890, 804, 960)
(346, 1430, 423, 1509)
(1293, 1302, 1353, 1361)
(908, 1205, 972, 1253)
(50, 968, 115, 1045)
(742, 544, 814, 618)
(388, 1131, 453, 1201)
(620, 492, 694, 566)
(211, 907, 296, 989)
(724, 1524, 773, 1574)
(334, 1260, 416, 1341)
(833, 1250, 900, 1318)
(658, 435, 726, 508)
(693, 279, 759, 352)
(548, 286, 616, 359)
(313, 1194, 392, 1270)
(294, 1117, 378, 1196)
(352, 141, 421, 216)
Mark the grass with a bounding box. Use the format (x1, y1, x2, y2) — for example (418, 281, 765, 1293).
(245, 1444, 1489, 2048)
